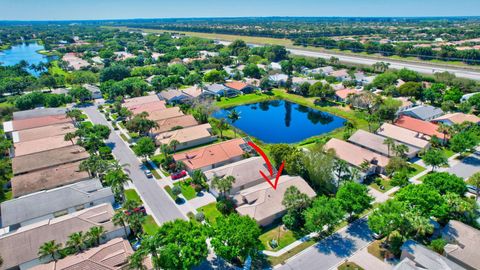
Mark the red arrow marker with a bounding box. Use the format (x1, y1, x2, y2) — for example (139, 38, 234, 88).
(248, 141, 285, 190)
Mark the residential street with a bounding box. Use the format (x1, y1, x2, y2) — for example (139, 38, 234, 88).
(80, 104, 186, 224)
(277, 218, 373, 270)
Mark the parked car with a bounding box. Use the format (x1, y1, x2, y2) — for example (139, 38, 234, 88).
(171, 170, 187, 180)
(125, 206, 146, 216)
(467, 185, 479, 195)
(144, 169, 153, 179)
(372, 232, 384, 240)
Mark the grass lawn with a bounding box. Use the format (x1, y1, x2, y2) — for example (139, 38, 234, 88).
(216, 92, 278, 108)
(173, 179, 197, 200)
(442, 148, 456, 158)
(164, 186, 176, 200)
(49, 60, 69, 77)
(407, 163, 426, 178)
(144, 162, 161, 179)
(338, 261, 364, 270)
(368, 177, 393, 193)
(367, 240, 388, 261)
(196, 203, 222, 224)
(119, 133, 129, 142)
(259, 226, 299, 251)
(142, 215, 159, 235)
(124, 189, 142, 204)
(267, 240, 316, 266)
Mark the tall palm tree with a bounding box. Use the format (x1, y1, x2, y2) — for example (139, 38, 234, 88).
(105, 169, 132, 202)
(467, 172, 480, 200)
(215, 118, 228, 140)
(210, 175, 236, 196)
(227, 109, 241, 138)
(191, 169, 207, 187)
(437, 123, 450, 145)
(86, 226, 106, 247)
(126, 212, 145, 237)
(112, 210, 130, 237)
(394, 144, 409, 159)
(66, 232, 86, 253)
(38, 240, 62, 262)
(383, 138, 396, 157)
(169, 140, 180, 154)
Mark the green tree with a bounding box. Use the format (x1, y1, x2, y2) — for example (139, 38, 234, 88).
(86, 226, 106, 247)
(105, 169, 132, 202)
(395, 184, 447, 218)
(211, 214, 262, 264)
(227, 109, 241, 138)
(69, 86, 92, 103)
(204, 70, 227, 83)
(422, 148, 448, 172)
(282, 186, 312, 229)
(169, 139, 180, 154)
(112, 210, 130, 237)
(100, 65, 131, 82)
(423, 172, 467, 196)
(398, 82, 423, 98)
(383, 137, 395, 157)
(467, 172, 480, 200)
(304, 196, 345, 233)
(66, 232, 86, 253)
(450, 130, 478, 155)
(210, 175, 235, 196)
(336, 182, 373, 218)
(368, 199, 407, 241)
(133, 137, 156, 161)
(38, 240, 62, 262)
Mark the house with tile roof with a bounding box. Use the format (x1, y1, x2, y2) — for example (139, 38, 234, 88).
(202, 83, 240, 97)
(432, 113, 480, 126)
(394, 115, 445, 139)
(156, 123, 216, 151)
(376, 123, 430, 150)
(224, 81, 255, 94)
(348, 129, 420, 158)
(400, 105, 444, 121)
(146, 107, 184, 122)
(441, 220, 480, 270)
(151, 115, 198, 135)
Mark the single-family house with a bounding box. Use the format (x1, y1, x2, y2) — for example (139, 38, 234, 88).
(0, 203, 126, 270)
(147, 107, 184, 122)
(324, 138, 390, 175)
(12, 145, 89, 176)
(400, 105, 444, 121)
(396, 240, 465, 270)
(158, 89, 192, 104)
(309, 66, 334, 76)
(376, 123, 431, 150)
(269, 62, 282, 70)
(129, 101, 168, 115)
(114, 51, 135, 61)
(123, 95, 162, 109)
(204, 157, 269, 197)
(202, 83, 240, 97)
(30, 238, 134, 270)
(172, 138, 248, 172)
(224, 81, 255, 94)
(354, 72, 376, 85)
(83, 84, 103, 99)
(13, 134, 76, 157)
(348, 129, 420, 158)
(181, 85, 203, 98)
(330, 69, 350, 81)
(11, 161, 90, 198)
(1, 179, 114, 229)
(12, 108, 67, 120)
(3, 114, 71, 133)
(432, 113, 480, 126)
(334, 88, 359, 102)
(62, 53, 90, 70)
(441, 220, 480, 270)
(156, 123, 216, 150)
(235, 175, 316, 226)
(151, 115, 198, 135)
(461, 92, 480, 103)
(12, 123, 76, 144)
(394, 115, 445, 139)
(394, 97, 415, 113)
(268, 74, 289, 86)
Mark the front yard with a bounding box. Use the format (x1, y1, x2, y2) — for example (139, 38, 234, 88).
(124, 189, 142, 203)
(142, 215, 159, 235)
(173, 179, 197, 200)
(196, 202, 222, 224)
(368, 177, 394, 193)
(259, 225, 300, 251)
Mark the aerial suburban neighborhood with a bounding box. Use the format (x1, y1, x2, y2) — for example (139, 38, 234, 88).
(1, 2, 480, 270)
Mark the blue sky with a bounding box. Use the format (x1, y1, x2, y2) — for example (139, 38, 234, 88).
(1, 0, 479, 21)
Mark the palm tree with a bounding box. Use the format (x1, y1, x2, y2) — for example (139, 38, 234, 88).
(169, 140, 180, 154)
(210, 175, 236, 196)
(66, 232, 86, 253)
(191, 169, 207, 187)
(123, 199, 141, 212)
(129, 250, 148, 270)
(113, 210, 130, 237)
(366, 114, 379, 132)
(329, 56, 339, 65)
(383, 138, 396, 157)
(126, 212, 145, 237)
(64, 132, 77, 145)
(394, 144, 409, 159)
(66, 109, 83, 124)
(38, 240, 62, 262)
(86, 226, 106, 247)
(227, 109, 241, 138)
(437, 123, 450, 145)
(215, 118, 228, 140)
(105, 169, 132, 202)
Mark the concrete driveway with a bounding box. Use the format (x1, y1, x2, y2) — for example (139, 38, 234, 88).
(278, 218, 373, 270)
(446, 151, 480, 179)
(80, 104, 186, 224)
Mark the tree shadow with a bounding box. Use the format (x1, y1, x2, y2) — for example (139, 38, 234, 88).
(346, 218, 373, 242)
(105, 142, 116, 150)
(314, 233, 357, 258)
(175, 198, 186, 205)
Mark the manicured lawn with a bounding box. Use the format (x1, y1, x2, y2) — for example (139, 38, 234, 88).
(164, 186, 176, 200)
(119, 133, 129, 142)
(338, 261, 364, 270)
(216, 92, 277, 108)
(267, 240, 316, 266)
(49, 60, 68, 77)
(368, 177, 393, 193)
(442, 148, 456, 158)
(173, 179, 197, 200)
(259, 226, 299, 251)
(407, 163, 426, 178)
(196, 203, 222, 224)
(124, 189, 142, 204)
(142, 215, 159, 235)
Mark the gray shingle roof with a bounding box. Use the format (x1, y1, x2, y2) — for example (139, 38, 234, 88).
(204, 83, 228, 93)
(402, 105, 444, 121)
(399, 240, 465, 270)
(13, 108, 67, 120)
(1, 179, 113, 227)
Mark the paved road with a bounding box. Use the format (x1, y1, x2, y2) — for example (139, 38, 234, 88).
(81, 104, 186, 224)
(277, 218, 373, 270)
(446, 151, 480, 179)
(288, 48, 480, 81)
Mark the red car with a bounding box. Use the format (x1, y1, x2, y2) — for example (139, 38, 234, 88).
(125, 206, 146, 216)
(171, 170, 187, 180)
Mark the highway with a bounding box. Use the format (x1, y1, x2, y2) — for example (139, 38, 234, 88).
(288, 48, 480, 81)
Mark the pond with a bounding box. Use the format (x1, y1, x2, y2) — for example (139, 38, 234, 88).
(212, 100, 346, 143)
(0, 42, 55, 75)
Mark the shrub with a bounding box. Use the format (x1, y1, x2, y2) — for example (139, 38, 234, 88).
(216, 197, 234, 215)
(430, 238, 447, 254)
(171, 186, 182, 197)
(195, 212, 205, 222)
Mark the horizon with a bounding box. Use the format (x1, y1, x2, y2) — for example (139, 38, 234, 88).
(1, 0, 479, 21)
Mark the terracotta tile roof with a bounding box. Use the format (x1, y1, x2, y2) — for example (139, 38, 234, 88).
(173, 138, 245, 171)
(128, 101, 167, 115)
(394, 115, 444, 138)
(12, 146, 89, 175)
(235, 175, 316, 225)
(152, 115, 198, 134)
(14, 135, 76, 157)
(14, 123, 76, 143)
(335, 88, 359, 100)
(31, 238, 133, 270)
(324, 138, 390, 168)
(181, 86, 203, 98)
(147, 107, 184, 121)
(0, 204, 120, 270)
(11, 114, 71, 132)
(225, 81, 249, 91)
(12, 161, 90, 197)
(376, 123, 430, 149)
(156, 123, 213, 145)
(433, 112, 480, 125)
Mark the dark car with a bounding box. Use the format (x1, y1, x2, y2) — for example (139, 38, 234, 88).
(171, 170, 187, 180)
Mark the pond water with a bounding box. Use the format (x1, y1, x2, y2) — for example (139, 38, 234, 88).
(0, 42, 54, 75)
(212, 100, 346, 143)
